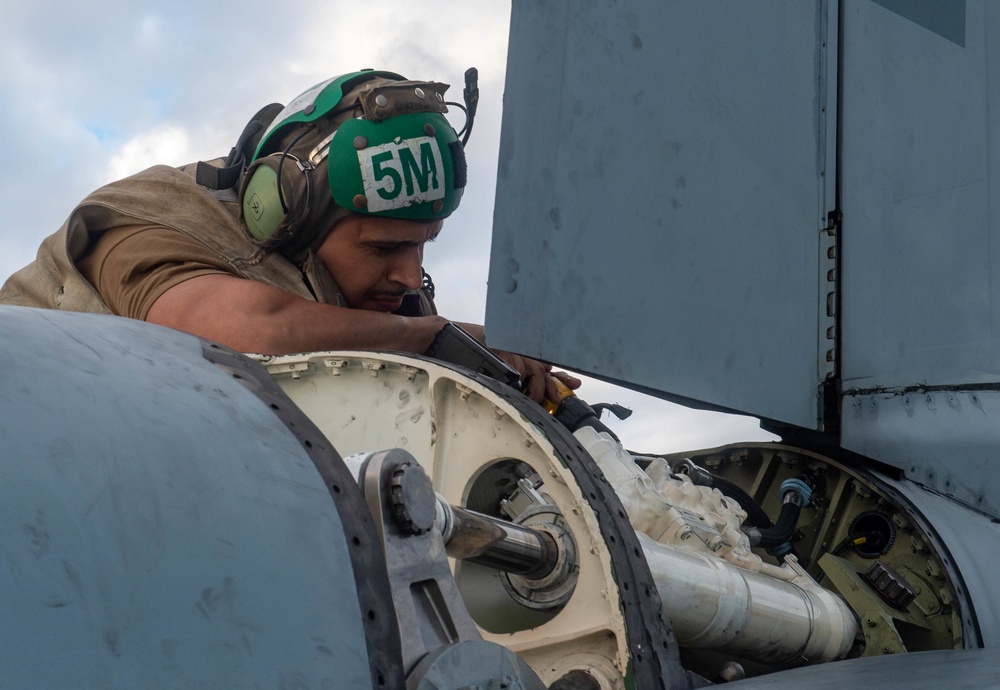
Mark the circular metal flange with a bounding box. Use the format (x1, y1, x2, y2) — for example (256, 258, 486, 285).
(259, 350, 687, 689)
(849, 510, 897, 558)
(501, 508, 579, 610)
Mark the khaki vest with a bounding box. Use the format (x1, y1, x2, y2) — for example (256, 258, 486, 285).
(0, 163, 435, 316)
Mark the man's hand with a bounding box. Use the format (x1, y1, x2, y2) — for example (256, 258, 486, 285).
(456, 323, 582, 405)
(493, 350, 582, 405)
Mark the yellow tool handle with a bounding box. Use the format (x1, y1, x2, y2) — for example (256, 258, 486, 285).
(542, 379, 576, 414)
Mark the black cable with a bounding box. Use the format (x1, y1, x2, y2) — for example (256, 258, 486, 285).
(277, 126, 316, 208)
(755, 502, 802, 549)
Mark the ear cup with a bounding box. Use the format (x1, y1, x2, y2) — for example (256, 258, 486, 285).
(240, 154, 312, 245)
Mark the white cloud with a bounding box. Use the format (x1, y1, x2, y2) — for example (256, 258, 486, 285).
(136, 14, 163, 46)
(103, 126, 195, 181)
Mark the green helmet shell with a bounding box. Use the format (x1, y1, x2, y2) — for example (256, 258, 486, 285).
(251, 70, 466, 222)
(327, 112, 464, 219)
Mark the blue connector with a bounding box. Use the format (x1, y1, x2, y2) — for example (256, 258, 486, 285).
(780, 477, 813, 507)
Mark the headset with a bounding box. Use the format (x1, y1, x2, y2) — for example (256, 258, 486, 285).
(239, 69, 469, 248)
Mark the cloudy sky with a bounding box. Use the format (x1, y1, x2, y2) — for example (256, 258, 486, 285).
(0, 0, 774, 453)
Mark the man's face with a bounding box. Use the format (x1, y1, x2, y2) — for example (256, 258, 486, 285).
(315, 214, 443, 312)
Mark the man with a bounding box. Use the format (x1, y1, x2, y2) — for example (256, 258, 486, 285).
(0, 69, 578, 403)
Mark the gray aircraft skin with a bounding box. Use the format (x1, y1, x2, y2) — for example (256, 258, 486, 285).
(0, 308, 390, 687)
(485, 0, 1000, 686)
(5, 1, 1000, 688)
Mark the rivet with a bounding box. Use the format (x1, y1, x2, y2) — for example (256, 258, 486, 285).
(423, 123, 436, 137)
(352, 194, 368, 209)
(353, 135, 368, 150)
(435, 92, 444, 102)
(414, 87, 425, 99)
(375, 94, 388, 107)
(303, 104, 316, 115)
(432, 200, 444, 213)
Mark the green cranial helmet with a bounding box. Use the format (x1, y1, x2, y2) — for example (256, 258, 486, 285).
(242, 70, 468, 246)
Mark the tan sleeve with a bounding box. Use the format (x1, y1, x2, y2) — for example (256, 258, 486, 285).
(77, 224, 238, 321)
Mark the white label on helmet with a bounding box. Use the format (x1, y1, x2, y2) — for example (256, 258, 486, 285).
(359, 136, 445, 212)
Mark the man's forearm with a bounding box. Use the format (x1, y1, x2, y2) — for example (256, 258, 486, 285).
(145, 274, 580, 404)
(147, 274, 447, 354)
(253, 299, 447, 354)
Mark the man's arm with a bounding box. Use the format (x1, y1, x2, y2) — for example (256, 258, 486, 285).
(147, 274, 581, 402)
(147, 274, 447, 354)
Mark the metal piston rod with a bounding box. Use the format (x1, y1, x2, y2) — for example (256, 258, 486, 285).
(437, 502, 560, 580)
(344, 450, 564, 582)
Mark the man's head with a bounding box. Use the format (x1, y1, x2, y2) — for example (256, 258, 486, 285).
(239, 70, 467, 256)
(315, 214, 442, 312)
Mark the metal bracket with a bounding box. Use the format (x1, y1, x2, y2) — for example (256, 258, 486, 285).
(359, 449, 545, 689)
